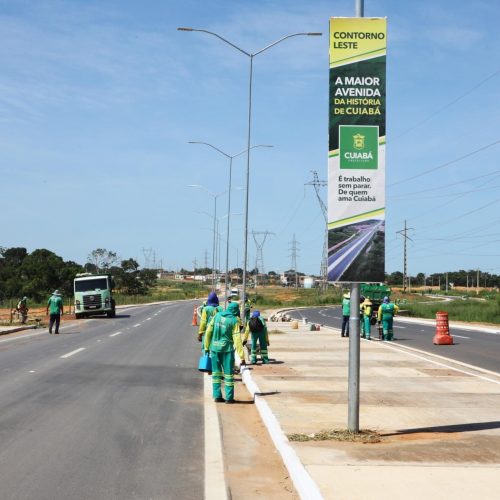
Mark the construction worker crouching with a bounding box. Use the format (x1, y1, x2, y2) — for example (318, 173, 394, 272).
(243, 310, 270, 364)
(377, 296, 399, 341)
(360, 297, 372, 340)
(204, 301, 245, 404)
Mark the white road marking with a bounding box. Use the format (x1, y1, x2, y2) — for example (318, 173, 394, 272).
(394, 326, 406, 329)
(60, 347, 86, 359)
(204, 375, 228, 499)
(110, 331, 122, 337)
(29, 370, 35, 373)
(146, 317, 151, 321)
(453, 334, 471, 339)
(133, 324, 141, 328)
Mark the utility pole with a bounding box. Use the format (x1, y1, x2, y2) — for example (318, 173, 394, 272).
(397, 220, 414, 293)
(477, 269, 480, 295)
(289, 234, 300, 288)
(252, 230, 275, 288)
(305, 170, 328, 290)
(446, 272, 449, 292)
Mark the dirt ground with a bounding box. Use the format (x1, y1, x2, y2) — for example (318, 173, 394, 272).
(217, 374, 298, 499)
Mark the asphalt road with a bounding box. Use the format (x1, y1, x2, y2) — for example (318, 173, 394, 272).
(287, 306, 500, 374)
(0, 301, 203, 500)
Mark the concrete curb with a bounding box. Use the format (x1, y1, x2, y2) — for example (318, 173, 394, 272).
(240, 365, 323, 500)
(0, 325, 37, 336)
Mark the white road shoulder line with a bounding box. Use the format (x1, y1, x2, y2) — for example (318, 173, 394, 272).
(204, 375, 228, 500)
(109, 331, 122, 337)
(60, 347, 86, 359)
(453, 334, 471, 339)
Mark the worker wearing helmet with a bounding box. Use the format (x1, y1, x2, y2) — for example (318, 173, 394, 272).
(377, 296, 399, 341)
(341, 292, 350, 337)
(360, 298, 373, 340)
(198, 292, 222, 350)
(204, 301, 245, 403)
(243, 310, 269, 364)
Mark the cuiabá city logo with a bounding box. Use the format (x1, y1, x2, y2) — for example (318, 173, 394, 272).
(339, 125, 378, 169)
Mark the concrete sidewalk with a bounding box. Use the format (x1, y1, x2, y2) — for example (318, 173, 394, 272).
(242, 321, 500, 500)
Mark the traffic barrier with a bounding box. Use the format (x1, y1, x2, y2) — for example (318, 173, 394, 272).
(433, 311, 453, 345)
(192, 306, 198, 326)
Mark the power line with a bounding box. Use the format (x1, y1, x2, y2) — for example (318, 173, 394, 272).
(389, 137, 500, 187)
(388, 169, 500, 199)
(395, 67, 500, 139)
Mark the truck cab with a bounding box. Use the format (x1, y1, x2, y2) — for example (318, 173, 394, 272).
(74, 273, 116, 319)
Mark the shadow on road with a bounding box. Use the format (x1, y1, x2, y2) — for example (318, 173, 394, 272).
(384, 420, 500, 436)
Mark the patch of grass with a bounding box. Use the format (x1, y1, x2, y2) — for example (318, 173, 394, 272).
(249, 286, 342, 309)
(402, 295, 500, 324)
(288, 429, 381, 443)
(268, 329, 286, 335)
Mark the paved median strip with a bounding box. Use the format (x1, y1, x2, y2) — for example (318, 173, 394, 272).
(60, 347, 86, 359)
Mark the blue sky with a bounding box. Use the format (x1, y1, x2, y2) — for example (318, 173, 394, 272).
(1, 0, 499, 277)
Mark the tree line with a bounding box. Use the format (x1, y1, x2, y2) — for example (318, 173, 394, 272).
(0, 247, 157, 303)
(385, 270, 500, 288)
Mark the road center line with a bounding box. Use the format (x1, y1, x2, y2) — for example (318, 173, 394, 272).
(133, 324, 141, 328)
(60, 347, 86, 359)
(110, 331, 122, 337)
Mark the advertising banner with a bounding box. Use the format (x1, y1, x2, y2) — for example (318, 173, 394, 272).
(328, 17, 387, 283)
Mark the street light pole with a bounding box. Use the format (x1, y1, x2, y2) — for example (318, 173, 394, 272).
(189, 142, 272, 306)
(188, 185, 227, 289)
(179, 27, 322, 324)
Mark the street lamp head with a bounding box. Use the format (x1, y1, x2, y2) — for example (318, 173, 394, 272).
(177, 27, 194, 31)
(307, 32, 323, 36)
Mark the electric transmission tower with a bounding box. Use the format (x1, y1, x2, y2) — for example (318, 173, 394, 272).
(204, 249, 209, 272)
(289, 234, 300, 287)
(397, 220, 414, 293)
(142, 247, 153, 269)
(305, 170, 328, 289)
(252, 230, 275, 286)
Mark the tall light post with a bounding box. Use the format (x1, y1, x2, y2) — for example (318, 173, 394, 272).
(188, 185, 227, 288)
(189, 142, 273, 304)
(179, 27, 322, 323)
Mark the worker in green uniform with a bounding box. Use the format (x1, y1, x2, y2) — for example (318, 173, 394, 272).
(46, 290, 64, 334)
(198, 292, 222, 352)
(204, 301, 245, 404)
(341, 292, 350, 337)
(360, 298, 373, 340)
(377, 296, 399, 341)
(243, 310, 270, 364)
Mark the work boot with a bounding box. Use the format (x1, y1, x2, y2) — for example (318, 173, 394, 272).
(225, 399, 235, 404)
(214, 397, 225, 403)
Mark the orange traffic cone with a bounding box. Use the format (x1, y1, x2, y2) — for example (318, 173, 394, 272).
(433, 311, 453, 345)
(192, 306, 198, 326)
